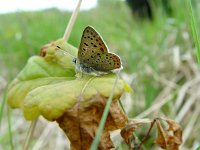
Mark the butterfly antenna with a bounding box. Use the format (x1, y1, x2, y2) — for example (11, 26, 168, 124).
(56, 46, 76, 59)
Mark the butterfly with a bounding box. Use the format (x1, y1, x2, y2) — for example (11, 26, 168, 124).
(73, 26, 123, 76)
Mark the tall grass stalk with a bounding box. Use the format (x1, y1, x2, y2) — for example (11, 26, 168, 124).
(63, 0, 82, 41)
(90, 74, 119, 150)
(23, 119, 38, 150)
(7, 107, 14, 150)
(187, 0, 200, 64)
(0, 85, 7, 126)
(0, 85, 14, 149)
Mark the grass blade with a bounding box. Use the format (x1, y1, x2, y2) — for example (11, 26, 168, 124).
(90, 74, 119, 150)
(7, 107, 14, 150)
(23, 119, 38, 150)
(0, 85, 7, 126)
(187, 0, 200, 64)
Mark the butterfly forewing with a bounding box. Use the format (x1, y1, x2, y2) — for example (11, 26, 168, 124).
(78, 26, 108, 62)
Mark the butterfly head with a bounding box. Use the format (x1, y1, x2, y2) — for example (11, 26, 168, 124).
(72, 58, 77, 65)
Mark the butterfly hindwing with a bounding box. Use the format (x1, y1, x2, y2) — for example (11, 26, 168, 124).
(84, 52, 122, 72)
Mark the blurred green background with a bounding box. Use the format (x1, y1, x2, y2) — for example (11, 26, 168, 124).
(1, 0, 200, 149)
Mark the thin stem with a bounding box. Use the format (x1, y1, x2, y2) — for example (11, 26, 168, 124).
(90, 74, 119, 150)
(139, 119, 157, 149)
(119, 99, 126, 114)
(23, 119, 38, 150)
(7, 107, 14, 150)
(0, 84, 8, 126)
(77, 76, 95, 148)
(187, 0, 200, 64)
(63, 0, 82, 41)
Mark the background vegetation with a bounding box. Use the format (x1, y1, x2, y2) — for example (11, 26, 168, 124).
(0, 0, 200, 149)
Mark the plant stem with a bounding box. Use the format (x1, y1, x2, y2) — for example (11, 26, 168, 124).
(63, 0, 82, 42)
(7, 107, 14, 150)
(90, 74, 119, 150)
(187, 0, 200, 64)
(23, 119, 38, 150)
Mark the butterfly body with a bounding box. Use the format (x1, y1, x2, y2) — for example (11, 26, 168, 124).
(74, 26, 122, 75)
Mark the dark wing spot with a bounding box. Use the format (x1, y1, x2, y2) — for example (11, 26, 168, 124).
(91, 38, 93, 40)
(102, 61, 103, 62)
(84, 43, 88, 46)
(91, 42, 93, 45)
(83, 48, 86, 51)
(57, 46, 61, 49)
(92, 50, 94, 53)
(93, 45, 97, 47)
(106, 54, 108, 56)
(81, 53, 84, 55)
(91, 56, 94, 58)
(106, 57, 108, 59)
(87, 59, 90, 61)
(96, 39, 98, 41)
(100, 47, 104, 51)
(88, 36, 90, 38)
(109, 63, 111, 65)
(84, 36, 87, 39)
(96, 61, 98, 63)
(97, 53, 100, 55)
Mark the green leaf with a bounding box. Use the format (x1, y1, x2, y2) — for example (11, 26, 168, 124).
(7, 39, 127, 122)
(7, 40, 76, 108)
(23, 74, 124, 121)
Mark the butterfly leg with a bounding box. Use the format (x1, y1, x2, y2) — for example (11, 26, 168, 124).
(80, 67, 83, 78)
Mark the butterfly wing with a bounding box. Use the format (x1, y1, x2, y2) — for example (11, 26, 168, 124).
(77, 26, 122, 73)
(78, 26, 109, 63)
(87, 52, 122, 72)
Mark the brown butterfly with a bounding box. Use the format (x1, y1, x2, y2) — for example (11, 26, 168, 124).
(73, 26, 122, 75)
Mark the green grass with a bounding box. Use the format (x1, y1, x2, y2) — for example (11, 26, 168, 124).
(187, 0, 200, 64)
(0, 0, 200, 149)
(0, 9, 72, 79)
(90, 75, 119, 149)
(7, 107, 14, 150)
(0, 1, 190, 106)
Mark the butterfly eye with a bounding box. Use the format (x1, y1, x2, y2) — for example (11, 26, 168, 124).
(72, 58, 77, 64)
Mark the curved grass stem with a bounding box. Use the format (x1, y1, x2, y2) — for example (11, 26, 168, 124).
(23, 119, 38, 150)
